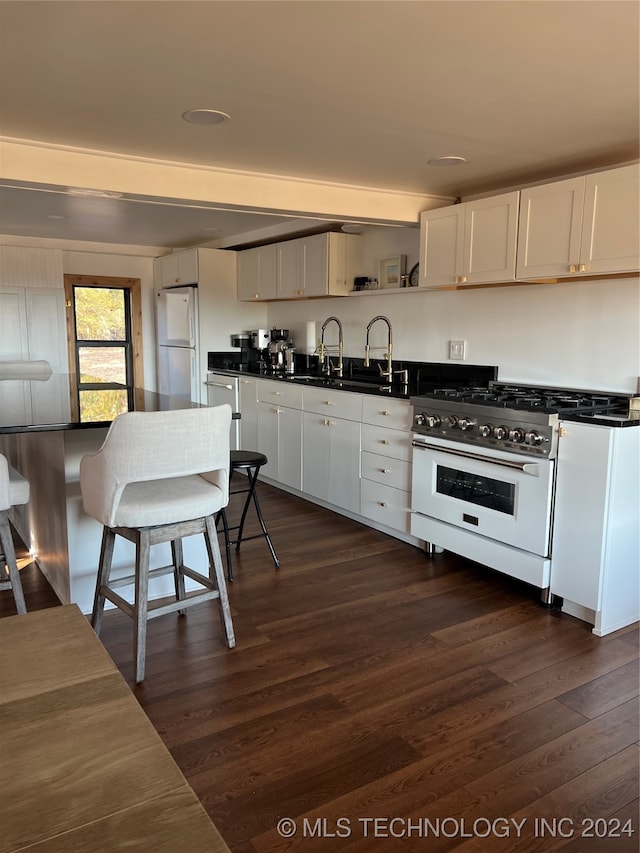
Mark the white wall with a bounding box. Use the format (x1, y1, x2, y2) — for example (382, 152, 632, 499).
(267, 227, 640, 393)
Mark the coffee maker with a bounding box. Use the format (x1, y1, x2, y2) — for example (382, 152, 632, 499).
(267, 328, 295, 373)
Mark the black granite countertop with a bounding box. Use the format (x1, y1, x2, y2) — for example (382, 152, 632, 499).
(208, 353, 640, 427)
(207, 352, 499, 401)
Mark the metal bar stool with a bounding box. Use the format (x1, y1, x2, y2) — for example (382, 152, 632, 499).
(217, 450, 279, 581)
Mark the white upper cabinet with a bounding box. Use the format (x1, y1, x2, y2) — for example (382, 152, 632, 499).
(419, 192, 519, 287)
(237, 244, 277, 301)
(277, 237, 306, 298)
(278, 232, 359, 299)
(580, 165, 640, 275)
(154, 250, 199, 287)
(516, 164, 639, 279)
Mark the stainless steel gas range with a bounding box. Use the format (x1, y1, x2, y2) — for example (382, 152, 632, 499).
(409, 382, 634, 602)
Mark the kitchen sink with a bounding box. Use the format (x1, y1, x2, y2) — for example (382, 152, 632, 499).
(289, 374, 393, 392)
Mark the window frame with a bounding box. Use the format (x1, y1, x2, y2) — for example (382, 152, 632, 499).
(64, 274, 145, 422)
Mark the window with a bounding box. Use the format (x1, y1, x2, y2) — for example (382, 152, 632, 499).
(64, 275, 144, 423)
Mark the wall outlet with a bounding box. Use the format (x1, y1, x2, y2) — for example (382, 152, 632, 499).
(449, 339, 466, 360)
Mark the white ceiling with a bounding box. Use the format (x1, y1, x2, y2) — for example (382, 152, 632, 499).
(0, 0, 638, 249)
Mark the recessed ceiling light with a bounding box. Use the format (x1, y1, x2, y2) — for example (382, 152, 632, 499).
(340, 223, 365, 234)
(182, 109, 230, 125)
(45, 214, 67, 220)
(427, 155, 467, 167)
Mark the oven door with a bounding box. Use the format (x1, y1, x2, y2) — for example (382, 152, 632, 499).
(411, 436, 555, 556)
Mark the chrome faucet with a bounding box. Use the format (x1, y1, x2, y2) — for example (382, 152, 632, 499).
(364, 315, 393, 380)
(317, 316, 344, 376)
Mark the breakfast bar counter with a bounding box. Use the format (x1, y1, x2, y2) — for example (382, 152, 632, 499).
(0, 377, 228, 613)
(0, 604, 231, 853)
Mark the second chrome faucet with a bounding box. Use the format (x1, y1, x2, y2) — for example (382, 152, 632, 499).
(364, 315, 393, 380)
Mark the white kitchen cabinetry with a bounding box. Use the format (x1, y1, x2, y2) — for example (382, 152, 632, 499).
(302, 386, 362, 513)
(516, 164, 639, 279)
(154, 250, 199, 287)
(237, 244, 277, 301)
(277, 232, 361, 299)
(419, 192, 519, 287)
(256, 379, 302, 489)
(551, 421, 639, 636)
(360, 397, 413, 534)
(206, 372, 239, 450)
(0, 286, 69, 425)
(238, 375, 258, 450)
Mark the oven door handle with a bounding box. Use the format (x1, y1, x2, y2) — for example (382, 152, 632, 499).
(411, 439, 541, 476)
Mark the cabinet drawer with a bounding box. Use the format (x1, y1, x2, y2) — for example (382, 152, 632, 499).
(303, 385, 363, 421)
(361, 423, 411, 462)
(362, 451, 411, 492)
(361, 396, 412, 430)
(360, 479, 410, 533)
(256, 379, 303, 409)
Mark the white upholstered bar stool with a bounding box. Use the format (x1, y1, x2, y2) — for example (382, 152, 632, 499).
(0, 454, 29, 615)
(80, 405, 236, 683)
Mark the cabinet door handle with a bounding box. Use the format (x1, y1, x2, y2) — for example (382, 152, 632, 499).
(579, 263, 587, 273)
(378, 501, 388, 507)
(381, 410, 391, 416)
(380, 468, 390, 474)
(380, 439, 390, 445)
(274, 391, 282, 396)
(569, 264, 577, 273)
(296, 289, 303, 296)
(253, 292, 259, 299)
(274, 407, 282, 414)
(324, 400, 335, 406)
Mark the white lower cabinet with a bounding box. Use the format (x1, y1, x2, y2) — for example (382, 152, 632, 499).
(302, 385, 362, 513)
(239, 377, 417, 543)
(302, 412, 361, 512)
(238, 376, 258, 450)
(550, 420, 639, 636)
(256, 380, 303, 489)
(360, 398, 413, 535)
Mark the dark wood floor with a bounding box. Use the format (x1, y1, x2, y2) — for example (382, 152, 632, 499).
(3, 482, 639, 852)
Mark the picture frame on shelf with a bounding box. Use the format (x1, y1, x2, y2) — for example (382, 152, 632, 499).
(379, 255, 406, 289)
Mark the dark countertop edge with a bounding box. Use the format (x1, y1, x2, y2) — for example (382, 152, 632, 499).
(561, 413, 640, 428)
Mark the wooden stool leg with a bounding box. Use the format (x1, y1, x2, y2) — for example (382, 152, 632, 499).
(91, 527, 116, 635)
(205, 515, 235, 649)
(134, 530, 151, 683)
(0, 513, 26, 615)
(216, 509, 234, 582)
(171, 537, 186, 615)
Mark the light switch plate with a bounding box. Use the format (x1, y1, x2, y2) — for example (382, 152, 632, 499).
(449, 339, 466, 360)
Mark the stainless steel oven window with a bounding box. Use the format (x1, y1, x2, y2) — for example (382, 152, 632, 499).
(435, 465, 516, 515)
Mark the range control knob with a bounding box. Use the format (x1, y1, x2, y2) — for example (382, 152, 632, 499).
(446, 415, 459, 428)
(494, 425, 509, 440)
(478, 424, 493, 438)
(414, 413, 426, 427)
(525, 430, 546, 446)
(426, 414, 441, 428)
(509, 427, 525, 443)
(459, 418, 475, 432)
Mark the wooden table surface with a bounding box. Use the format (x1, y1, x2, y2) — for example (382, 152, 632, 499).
(0, 605, 231, 853)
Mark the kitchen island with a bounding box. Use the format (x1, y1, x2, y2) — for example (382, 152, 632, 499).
(0, 375, 235, 613)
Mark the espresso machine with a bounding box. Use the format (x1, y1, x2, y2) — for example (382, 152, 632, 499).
(267, 328, 295, 373)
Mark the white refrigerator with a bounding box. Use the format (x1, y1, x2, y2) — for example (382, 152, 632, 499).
(156, 286, 201, 403)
